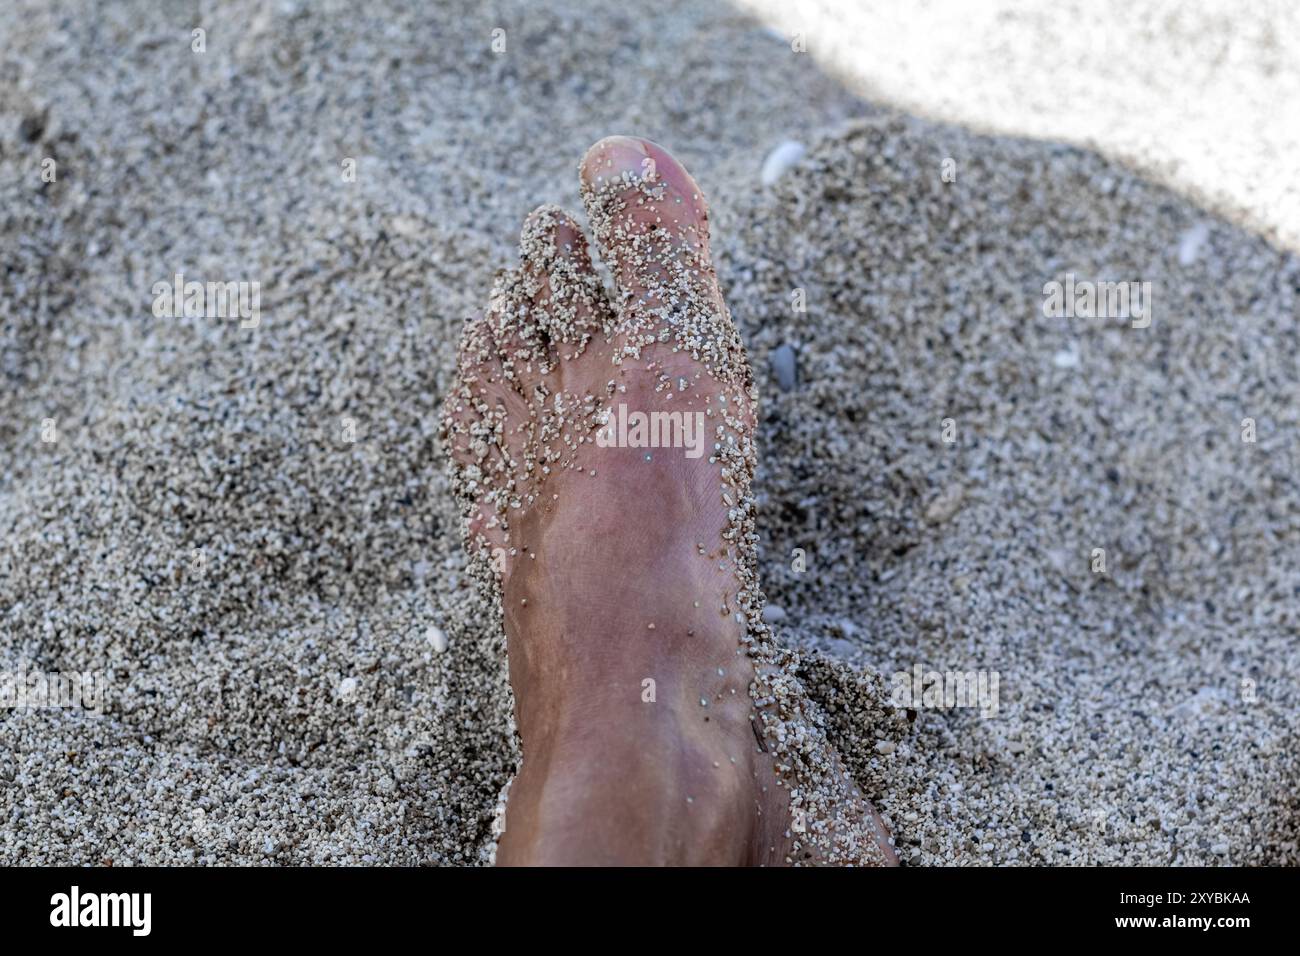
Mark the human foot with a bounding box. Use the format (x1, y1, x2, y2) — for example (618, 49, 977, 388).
(441, 135, 896, 866)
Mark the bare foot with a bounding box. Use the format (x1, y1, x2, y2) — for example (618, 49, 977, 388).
(441, 136, 896, 866)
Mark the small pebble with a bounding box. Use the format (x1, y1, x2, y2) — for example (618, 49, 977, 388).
(761, 140, 806, 186)
(427, 625, 449, 654)
(770, 344, 798, 392)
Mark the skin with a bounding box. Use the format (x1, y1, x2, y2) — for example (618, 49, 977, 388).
(442, 136, 897, 866)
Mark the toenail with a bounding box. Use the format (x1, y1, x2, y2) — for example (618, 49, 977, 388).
(583, 136, 653, 185)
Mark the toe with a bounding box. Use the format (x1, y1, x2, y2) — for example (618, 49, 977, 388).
(518, 204, 615, 350)
(579, 135, 751, 392)
(440, 315, 514, 565)
(578, 136, 721, 317)
(485, 266, 556, 384)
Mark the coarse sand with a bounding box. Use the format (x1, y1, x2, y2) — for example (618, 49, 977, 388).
(1, 0, 1297, 864)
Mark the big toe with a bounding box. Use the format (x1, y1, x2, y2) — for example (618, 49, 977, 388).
(578, 136, 747, 391)
(579, 137, 721, 316)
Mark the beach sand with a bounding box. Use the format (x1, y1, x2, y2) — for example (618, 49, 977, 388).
(1, 0, 1296, 864)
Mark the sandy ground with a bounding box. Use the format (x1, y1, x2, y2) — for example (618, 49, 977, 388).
(1, 0, 1297, 864)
